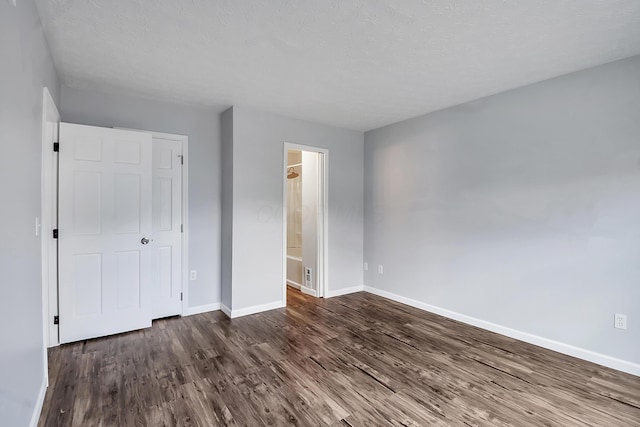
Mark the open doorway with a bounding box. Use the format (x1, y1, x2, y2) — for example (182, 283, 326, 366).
(283, 143, 328, 302)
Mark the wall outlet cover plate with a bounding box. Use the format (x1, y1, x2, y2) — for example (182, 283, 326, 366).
(614, 313, 627, 330)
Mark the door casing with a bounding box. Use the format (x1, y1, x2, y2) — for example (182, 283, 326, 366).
(41, 88, 60, 373)
(282, 142, 328, 303)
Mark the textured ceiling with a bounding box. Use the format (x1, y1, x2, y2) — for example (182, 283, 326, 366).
(37, 0, 640, 131)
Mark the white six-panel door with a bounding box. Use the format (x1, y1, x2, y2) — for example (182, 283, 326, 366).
(58, 123, 153, 343)
(151, 137, 183, 318)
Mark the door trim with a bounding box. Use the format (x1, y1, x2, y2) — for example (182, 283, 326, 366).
(282, 143, 329, 304)
(41, 87, 60, 361)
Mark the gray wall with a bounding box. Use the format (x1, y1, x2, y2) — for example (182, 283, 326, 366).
(220, 107, 233, 309)
(364, 55, 640, 364)
(229, 106, 364, 310)
(0, 0, 60, 425)
(60, 86, 222, 308)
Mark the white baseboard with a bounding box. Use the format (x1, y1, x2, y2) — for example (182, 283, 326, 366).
(325, 285, 364, 298)
(363, 286, 640, 377)
(183, 302, 221, 316)
(221, 303, 232, 318)
(223, 300, 284, 319)
(286, 280, 301, 290)
(30, 378, 47, 427)
(301, 286, 318, 297)
(287, 281, 318, 297)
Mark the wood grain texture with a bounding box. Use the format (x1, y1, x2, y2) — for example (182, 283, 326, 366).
(39, 288, 640, 426)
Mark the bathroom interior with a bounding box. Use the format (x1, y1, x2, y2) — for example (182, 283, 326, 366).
(286, 149, 319, 297)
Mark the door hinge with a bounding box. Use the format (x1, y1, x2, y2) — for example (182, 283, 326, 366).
(52, 229, 58, 239)
(178, 155, 183, 165)
(181, 224, 183, 233)
(53, 142, 59, 152)
(53, 315, 59, 325)
(180, 292, 183, 302)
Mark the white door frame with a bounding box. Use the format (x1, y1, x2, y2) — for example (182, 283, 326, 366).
(282, 142, 328, 304)
(41, 87, 60, 370)
(43, 126, 190, 348)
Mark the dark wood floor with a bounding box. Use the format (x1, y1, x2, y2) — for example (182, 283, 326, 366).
(39, 288, 640, 426)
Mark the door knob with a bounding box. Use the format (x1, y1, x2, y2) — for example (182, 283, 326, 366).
(141, 237, 151, 245)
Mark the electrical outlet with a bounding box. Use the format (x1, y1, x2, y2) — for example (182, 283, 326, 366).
(190, 270, 197, 281)
(614, 313, 627, 330)
(377, 265, 384, 275)
(363, 262, 368, 271)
